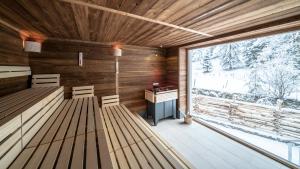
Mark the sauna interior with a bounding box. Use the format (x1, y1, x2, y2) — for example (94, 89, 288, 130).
(0, 0, 300, 169)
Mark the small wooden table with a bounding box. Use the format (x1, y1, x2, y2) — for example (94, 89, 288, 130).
(145, 89, 178, 125)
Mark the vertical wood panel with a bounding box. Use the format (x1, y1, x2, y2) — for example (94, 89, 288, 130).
(179, 48, 187, 113)
(119, 46, 166, 113)
(0, 26, 29, 97)
(166, 47, 187, 115)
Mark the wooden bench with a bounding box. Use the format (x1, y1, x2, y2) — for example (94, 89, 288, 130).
(8, 96, 113, 169)
(101, 95, 119, 107)
(72, 85, 94, 99)
(32, 74, 60, 88)
(0, 86, 64, 169)
(101, 104, 194, 169)
(0, 66, 31, 79)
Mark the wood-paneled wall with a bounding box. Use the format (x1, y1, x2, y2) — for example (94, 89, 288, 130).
(29, 40, 166, 113)
(0, 26, 29, 97)
(166, 48, 179, 87)
(166, 47, 187, 115)
(29, 41, 116, 99)
(119, 46, 166, 113)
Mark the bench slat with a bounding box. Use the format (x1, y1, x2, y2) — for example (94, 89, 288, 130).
(40, 140, 63, 169)
(53, 99, 78, 141)
(86, 132, 98, 169)
(100, 104, 194, 169)
(55, 137, 75, 169)
(66, 99, 83, 138)
(24, 143, 50, 169)
(77, 98, 88, 135)
(71, 134, 85, 169)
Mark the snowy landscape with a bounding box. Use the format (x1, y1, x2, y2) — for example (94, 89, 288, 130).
(190, 30, 300, 166)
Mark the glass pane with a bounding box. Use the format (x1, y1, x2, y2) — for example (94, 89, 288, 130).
(189, 30, 300, 167)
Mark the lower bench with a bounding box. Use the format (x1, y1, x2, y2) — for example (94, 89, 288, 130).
(101, 104, 194, 169)
(0, 87, 64, 169)
(8, 96, 112, 169)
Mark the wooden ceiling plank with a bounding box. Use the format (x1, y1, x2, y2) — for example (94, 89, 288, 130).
(127, 0, 206, 43)
(14, 0, 55, 37)
(111, 0, 159, 42)
(88, 8, 102, 41)
(60, 0, 212, 37)
(142, 0, 177, 19)
(71, 3, 90, 41)
(163, 0, 212, 23)
(182, 16, 300, 49)
(155, 0, 195, 21)
(124, 0, 194, 43)
(96, 10, 109, 42)
(98, 0, 117, 42)
(171, 0, 231, 26)
(133, 0, 241, 46)
(126, 24, 167, 44)
(180, 0, 248, 27)
(209, 7, 300, 36)
(108, 0, 143, 42)
(201, 0, 300, 33)
(143, 31, 197, 47)
(144, 0, 289, 45)
(33, 0, 73, 39)
(190, 0, 290, 32)
(143, 12, 300, 47)
(52, 1, 80, 39)
(118, 0, 176, 42)
(144, 0, 245, 43)
(0, 3, 46, 38)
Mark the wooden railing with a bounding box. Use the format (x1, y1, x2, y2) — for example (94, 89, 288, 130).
(193, 95, 300, 139)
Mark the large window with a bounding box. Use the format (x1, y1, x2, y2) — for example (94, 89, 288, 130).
(189, 30, 300, 166)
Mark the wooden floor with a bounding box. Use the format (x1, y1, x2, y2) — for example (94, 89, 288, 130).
(151, 119, 290, 169)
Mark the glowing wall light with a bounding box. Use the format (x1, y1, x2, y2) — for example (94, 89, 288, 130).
(24, 40, 42, 53)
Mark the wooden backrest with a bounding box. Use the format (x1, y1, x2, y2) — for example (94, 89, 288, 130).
(101, 95, 119, 107)
(72, 85, 94, 99)
(32, 74, 60, 88)
(0, 66, 31, 78)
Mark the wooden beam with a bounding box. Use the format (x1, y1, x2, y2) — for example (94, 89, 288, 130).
(59, 0, 213, 37)
(46, 37, 163, 50)
(0, 18, 29, 38)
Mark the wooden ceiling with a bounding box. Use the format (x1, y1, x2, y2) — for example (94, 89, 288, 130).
(1, 0, 300, 48)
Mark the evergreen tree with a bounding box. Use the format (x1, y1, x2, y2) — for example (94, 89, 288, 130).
(202, 53, 212, 73)
(288, 32, 300, 70)
(244, 39, 268, 67)
(221, 43, 241, 70)
(247, 63, 264, 97)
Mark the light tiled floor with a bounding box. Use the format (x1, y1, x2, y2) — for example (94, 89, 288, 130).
(151, 119, 289, 169)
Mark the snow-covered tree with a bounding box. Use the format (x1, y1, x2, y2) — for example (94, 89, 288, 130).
(260, 58, 298, 100)
(246, 63, 264, 97)
(287, 31, 300, 70)
(221, 43, 242, 70)
(244, 39, 268, 67)
(190, 49, 201, 62)
(202, 53, 212, 73)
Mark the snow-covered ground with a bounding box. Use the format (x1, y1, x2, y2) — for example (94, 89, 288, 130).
(192, 59, 250, 94)
(192, 59, 300, 101)
(194, 115, 300, 166)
